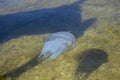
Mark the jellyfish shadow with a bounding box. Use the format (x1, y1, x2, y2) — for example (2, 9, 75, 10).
(3, 55, 39, 79)
(74, 48, 108, 80)
(0, 0, 96, 43)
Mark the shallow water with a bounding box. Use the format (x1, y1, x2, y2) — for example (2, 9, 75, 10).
(0, 0, 120, 80)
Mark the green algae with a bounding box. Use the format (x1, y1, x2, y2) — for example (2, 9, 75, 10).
(105, 25, 120, 38)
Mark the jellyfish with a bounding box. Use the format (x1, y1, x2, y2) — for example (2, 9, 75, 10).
(37, 31, 76, 62)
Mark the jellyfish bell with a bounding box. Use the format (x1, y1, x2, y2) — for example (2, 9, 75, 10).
(37, 31, 76, 63)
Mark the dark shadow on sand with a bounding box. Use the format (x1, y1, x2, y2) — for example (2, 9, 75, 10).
(74, 48, 108, 80)
(0, 0, 96, 43)
(3, 55, 39, 80)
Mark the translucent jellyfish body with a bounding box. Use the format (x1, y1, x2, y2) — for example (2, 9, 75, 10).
(37, 31, 76, 62)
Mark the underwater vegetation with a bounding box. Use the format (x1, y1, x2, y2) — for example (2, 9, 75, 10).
(0, 74, 7, 80)
(37, 31, 76, 62)
(105, 25, 120, 38)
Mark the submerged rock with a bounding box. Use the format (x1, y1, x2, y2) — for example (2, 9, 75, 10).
(37, 31, 76, 62)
